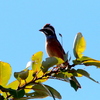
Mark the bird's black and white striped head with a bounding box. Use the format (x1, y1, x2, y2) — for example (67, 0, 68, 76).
(39, 24, 57, 39)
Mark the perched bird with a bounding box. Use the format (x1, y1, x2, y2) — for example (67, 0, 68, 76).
(39, 24, 66, 61)
(39, 24, 81, 88)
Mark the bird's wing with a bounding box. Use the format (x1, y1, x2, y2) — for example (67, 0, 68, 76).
(46, 38, 65, 60)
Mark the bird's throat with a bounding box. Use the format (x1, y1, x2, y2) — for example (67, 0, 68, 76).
(46, 35, 57, 40)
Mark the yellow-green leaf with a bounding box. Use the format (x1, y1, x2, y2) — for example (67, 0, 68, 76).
(63, 72, 73, 78)
(42, 57, 58, 72)
(73, 56, 100, 66)
(31, 51, 43, 72)
(19, 69, 29, 80)
(73, 32, 86, 58)
(75, 56, 100, 68)
(83, 60, 100, 68)
(53, 72, 69, 82)
(3, 81, 18, 98)
(6, 80, 19, 90)
(14, 69, 29, 81)
(25, 70, 36, 83)
(14, 72, 22, 82)
(0, 61, 12, 86)
(77, 69, 99, 83)
(77, 69, 90, 77)
(31, 51, 43, 62)
(54, 57, 64, 65)
(42, 57, 64, 73)
(78, 56, 94, 61)
(25, 70, 47, 87)
(7, 70, 35, 93)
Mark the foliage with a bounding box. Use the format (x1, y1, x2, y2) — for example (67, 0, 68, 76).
(0, 32, 99, 100)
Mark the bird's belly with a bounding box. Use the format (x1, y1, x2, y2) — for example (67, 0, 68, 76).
(45, 41, 64, 60)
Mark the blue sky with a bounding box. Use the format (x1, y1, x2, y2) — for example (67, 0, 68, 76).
(0, 0, 100, 100)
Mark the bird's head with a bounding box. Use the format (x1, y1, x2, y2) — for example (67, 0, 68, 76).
(39, 24, 57, 39)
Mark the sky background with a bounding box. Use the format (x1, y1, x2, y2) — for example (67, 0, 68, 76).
(0, 0, 100, 100)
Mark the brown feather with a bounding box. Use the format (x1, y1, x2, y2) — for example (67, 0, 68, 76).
(46, 38, 65, 60)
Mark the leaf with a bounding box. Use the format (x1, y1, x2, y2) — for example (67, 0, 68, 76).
(31, 51, 43, 62)
(14, 69, 29, 81)
(70, 80, 79, 91)
(6, 80, 32, 94)
(0, 61, 12, 86)
(23, 70, 37, 85)
(25, 91, 48, 99)
(63, 72, 73, 78)
(19, 69, 29, 80)
(31, 51, 43, 71)
(0, 95, 4, 100)
(73, 59, 82, 65)
(41, 57, 64, 73)
(8, 88, 25, 99)
(31, 51, 44, 80)
(35, 76, 48, 83)
(44, 85, 62, 99)
(73, 56, 100, 67)
(77, 69, 99, 83)
(73, 56, 94, 65)
(25, 70, 46, 84)
(73, 32, 86, 58)
(54, 57, 64, 65)
(42, 57, 58, 72)
(70, 76, 81, 89)
(7, 70, 35, 93)
(40, 84, 56, 100)
(78, 56, 94, 62)
(0, 85, 9, 92)
(83, 60, 100, 68)
(14, 72, 22, 82)
(77, 69, 89, 77)
(74, 56, 100, 68)
(21, 70, 47, 91)
(6, 80, 19, 90)
(53, 72, 69, 82)
(32, 83, 62, 99)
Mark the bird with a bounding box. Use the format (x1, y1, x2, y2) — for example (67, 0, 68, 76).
(39, 24, 81, 88)
(39, 24, 66, 61)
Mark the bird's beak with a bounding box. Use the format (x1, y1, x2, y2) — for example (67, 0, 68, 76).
(39, 29, 47, 35)
(39, 29, 44, 32)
